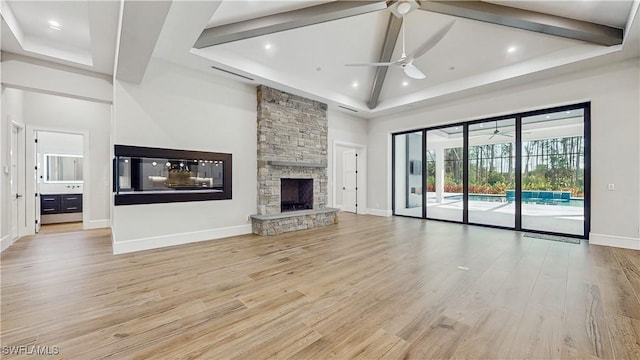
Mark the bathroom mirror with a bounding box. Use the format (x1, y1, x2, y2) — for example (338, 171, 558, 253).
(45, 154, 83, 183)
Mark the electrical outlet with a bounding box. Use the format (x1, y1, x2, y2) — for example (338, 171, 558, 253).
(607, 183, 615, 191)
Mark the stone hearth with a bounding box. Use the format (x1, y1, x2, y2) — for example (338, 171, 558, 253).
(251, 85, 338, 236)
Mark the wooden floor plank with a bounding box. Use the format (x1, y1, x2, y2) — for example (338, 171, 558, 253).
(606, 313, 640, 360)
(2, 213, 640, 359)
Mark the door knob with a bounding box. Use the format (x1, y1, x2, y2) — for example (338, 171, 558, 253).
(15, 194, 22, 199)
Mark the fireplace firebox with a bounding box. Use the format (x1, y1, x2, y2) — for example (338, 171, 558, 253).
(280, 178, 313, 212)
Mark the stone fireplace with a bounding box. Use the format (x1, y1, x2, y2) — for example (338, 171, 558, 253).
(250, 86, 338, 236)
(280, 178, 313, 212)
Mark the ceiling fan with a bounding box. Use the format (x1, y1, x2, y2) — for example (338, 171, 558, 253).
(489, 122, 513, 140)
(345, 0, 455, 80)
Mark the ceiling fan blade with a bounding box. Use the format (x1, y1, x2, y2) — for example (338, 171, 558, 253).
(488, 134, 496, 140)
(403, 63, 426, 79)
(408, 19, 455, 61)
(499, 133, 513, 137)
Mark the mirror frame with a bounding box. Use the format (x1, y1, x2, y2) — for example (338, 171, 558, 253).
(43, 153, 84, 184)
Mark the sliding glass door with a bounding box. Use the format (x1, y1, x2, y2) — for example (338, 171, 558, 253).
(391, 103, 589, 239)
(425, 126, 463, 222)
(468, 119, 516, 228)
(520, 109, 586, 236)
(393, 131, 423, 218)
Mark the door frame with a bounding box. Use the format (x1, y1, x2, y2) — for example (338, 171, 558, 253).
(391, 102, 590, 239)
(332, 140, 367, 214)
(26, 126, 90, 234)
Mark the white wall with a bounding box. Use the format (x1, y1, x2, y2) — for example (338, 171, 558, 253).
(327, 110, 368, 210)
(1, 87, 25, 250)
(112, 58, 257, 254)
(368, 58, 640, 248)
(38, 131, 83, 155)
(22, 91, 112, 230)
(1, 52, 112, 103)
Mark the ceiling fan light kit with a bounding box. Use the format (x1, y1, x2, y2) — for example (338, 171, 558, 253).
(389, 0, 420, 18)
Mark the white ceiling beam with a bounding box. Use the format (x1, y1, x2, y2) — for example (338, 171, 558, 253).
(367, 14, 402, 109)
(194, 1, 389, 49)
(115, 0, 172, 83)
(419, 0, 623, 46)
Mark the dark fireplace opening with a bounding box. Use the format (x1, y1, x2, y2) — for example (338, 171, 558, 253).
(280, 178, 313, 212)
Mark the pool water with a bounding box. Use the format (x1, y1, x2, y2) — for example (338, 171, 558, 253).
(445, 194, 584, 207)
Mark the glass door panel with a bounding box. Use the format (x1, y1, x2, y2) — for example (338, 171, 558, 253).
(468, 119, 516, 228)
(521, 109, 585, 236)
(393, 131, 423, 217)
(426, 126, 463, 222)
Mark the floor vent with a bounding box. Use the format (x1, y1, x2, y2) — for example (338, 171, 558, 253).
(523, 233, 580, 244)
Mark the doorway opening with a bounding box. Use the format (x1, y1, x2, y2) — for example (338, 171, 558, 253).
(34, 131, 85, 233)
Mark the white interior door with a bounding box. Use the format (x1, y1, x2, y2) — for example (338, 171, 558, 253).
(10, 125, 20, 239)
(34, 131, 41, 233)
(342, 149, 357, 213)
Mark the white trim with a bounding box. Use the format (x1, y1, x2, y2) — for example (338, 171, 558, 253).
(367, 208, 392, 217)
(0, 234, 18, 253)
(84, 219, 111, 230)
(11, 120, 25, 129)
(112, 224, 253, 254)
(589, 232, 640, 250)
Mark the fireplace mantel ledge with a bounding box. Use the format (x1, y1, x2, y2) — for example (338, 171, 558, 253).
(267, 160, 326, 168)
(251, 207, 339, 221)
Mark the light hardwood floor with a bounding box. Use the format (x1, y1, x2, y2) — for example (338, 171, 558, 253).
(2, 213, 640, 359)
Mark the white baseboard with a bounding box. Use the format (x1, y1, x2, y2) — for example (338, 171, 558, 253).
(589, 232, 640, 250)
(84, 219, 111, 230)
(112, 224, 253, 254)
(0, 234, 17, 253)
(366, 208, 392, 217)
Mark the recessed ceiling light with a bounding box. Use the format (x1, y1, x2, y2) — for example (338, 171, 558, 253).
(48, 20, 62, 30)
(546, 115, 551, 119)
(566, 111, 571, 114)
(264, 43, 272, 50)
(507, 46, 517, 53)
(402, 81, 409, 86)
(352, 81, 359, 88)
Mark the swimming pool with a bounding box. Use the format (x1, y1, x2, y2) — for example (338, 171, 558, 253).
(445, 194, 584, 207)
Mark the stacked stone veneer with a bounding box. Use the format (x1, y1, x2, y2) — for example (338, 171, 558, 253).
(252, 85, 338, 235)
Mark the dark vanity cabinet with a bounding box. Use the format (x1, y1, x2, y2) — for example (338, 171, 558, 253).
(41, 194, 83, 214)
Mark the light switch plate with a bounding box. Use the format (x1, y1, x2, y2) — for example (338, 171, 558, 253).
(607, 183, 615, 191)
